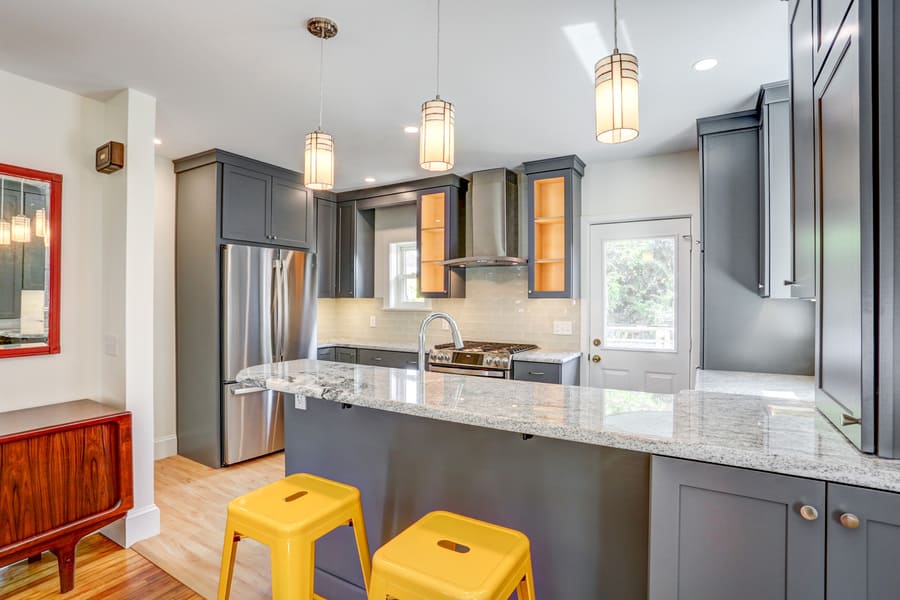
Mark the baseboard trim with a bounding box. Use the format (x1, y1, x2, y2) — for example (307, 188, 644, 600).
(154, 434, 178, 460)
(101, 504, 161, 548)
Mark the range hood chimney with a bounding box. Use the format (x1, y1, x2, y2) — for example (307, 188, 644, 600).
(443, 168, 526, 268)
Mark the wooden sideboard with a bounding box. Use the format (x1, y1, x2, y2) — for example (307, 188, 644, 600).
(0, 399, 133, 593)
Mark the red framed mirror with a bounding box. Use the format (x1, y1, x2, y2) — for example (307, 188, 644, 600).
(0, 162, 61, 358)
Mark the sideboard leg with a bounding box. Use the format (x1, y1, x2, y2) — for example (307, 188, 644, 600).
(52, 542, 77, 593)
(27, 553, 42, 563)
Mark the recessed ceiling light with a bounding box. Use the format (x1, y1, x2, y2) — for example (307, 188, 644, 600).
(153, 138, 162, 145)
(404, 126, 419, 134)
(364, 177, 376, 183)
(692, 58, 718, 72)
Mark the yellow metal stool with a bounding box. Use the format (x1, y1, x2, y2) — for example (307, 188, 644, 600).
(368, 510, 536, 600)
(217, 473, 372, 600)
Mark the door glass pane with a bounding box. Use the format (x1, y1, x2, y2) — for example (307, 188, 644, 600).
(604, 236, 676, 351)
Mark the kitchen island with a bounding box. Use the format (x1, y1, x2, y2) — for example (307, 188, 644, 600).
(238, 360, 900, 599)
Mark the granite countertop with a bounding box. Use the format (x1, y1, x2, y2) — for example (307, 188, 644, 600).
(238, 359, 900, 493)
(317, 340, 581, 364)
(695, 369, 815, 401)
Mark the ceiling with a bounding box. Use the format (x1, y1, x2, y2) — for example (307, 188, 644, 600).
(0, 1, 789, 191)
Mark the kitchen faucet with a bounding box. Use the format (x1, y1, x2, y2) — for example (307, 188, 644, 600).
(418, 312, 464, 373)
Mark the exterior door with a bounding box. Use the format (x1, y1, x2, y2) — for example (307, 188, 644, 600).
(588, 218, 691, 393)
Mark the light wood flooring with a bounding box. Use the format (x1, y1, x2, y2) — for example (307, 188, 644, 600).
(132, 453, 285, 600)
(0, 534, 200, 600)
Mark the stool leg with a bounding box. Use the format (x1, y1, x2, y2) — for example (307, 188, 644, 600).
(516, 559, 537, 600)
(217, 525, 240, 600)
(349, 506, 372, 592)
(271, 539, 315, 600)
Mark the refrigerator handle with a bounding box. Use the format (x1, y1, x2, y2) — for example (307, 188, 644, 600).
(273, 257, 282, 363)
(281, 254, 289, 362)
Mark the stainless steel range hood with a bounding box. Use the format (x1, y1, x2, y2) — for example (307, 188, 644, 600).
(442, 168, 526, 268)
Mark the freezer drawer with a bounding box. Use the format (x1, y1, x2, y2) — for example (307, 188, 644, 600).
(223, 383, 284, 465)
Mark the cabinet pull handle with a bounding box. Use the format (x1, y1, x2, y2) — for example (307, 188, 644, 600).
(529, 371, 545, 376)
(839, 513, 860, 529)
(784, 279, 797, 286)
(799, 505, 819, 521)
(374, 357, 382, 361)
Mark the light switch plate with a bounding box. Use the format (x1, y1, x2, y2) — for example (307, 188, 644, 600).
(369, 316, 377, 328)
(103, 334, 118, 356)
(553, 320, 573, 335)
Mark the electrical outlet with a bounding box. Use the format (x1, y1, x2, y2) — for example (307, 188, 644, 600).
(441, 320, 450, 330)
(369, 316, 377, 328)
(295, 395, 307, 410)
(553, 320, 573, 335)
(103, 334, 118, 356)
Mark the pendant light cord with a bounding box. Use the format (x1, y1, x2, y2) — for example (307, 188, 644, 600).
(318, 31, 325, 131)
(613, 0, 618, 53)
(435, 0, 441, 99)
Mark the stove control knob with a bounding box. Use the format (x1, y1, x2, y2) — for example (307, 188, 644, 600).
(499, 357, 510, 368)
(486, 356, 496, 366)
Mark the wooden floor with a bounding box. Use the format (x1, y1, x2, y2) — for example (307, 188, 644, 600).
(0, 534, 200, 600)
(132, 453, 285, 600)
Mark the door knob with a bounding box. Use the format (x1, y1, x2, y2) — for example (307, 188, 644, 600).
(593, 338, 602, 346)
(839, 513, 860, 529)
(799, 505, 819, 521)
(591, 355, 601, 363)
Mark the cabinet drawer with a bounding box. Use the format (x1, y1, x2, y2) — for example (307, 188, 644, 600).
(358, 349, 418, 370)
(317, 347, 335, 361)
(512, 361, 561, 384)
(333, 347, 357, 364)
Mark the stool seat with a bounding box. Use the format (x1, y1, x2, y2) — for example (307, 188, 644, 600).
(229, 473, 363, 540)
(217, 473, 371, 600)
(369, 511, 536, 600)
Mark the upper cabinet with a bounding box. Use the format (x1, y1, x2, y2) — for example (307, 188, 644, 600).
(417, 185, 465, 298)
(789, 0, 816, 300)
(336, 201, 374, 298)
(218, 155, 315, 250)
(316, 196, 337, 298)
(523, 155, 584, 299)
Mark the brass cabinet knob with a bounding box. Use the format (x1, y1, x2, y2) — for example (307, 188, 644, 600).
(799, 505, 819, 521)
(591, 355, 601, 363)
(593, 338, 602, 347)
(839, 513, 860, 529)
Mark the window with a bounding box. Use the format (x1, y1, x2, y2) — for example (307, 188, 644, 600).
(386, 241, 430, 310)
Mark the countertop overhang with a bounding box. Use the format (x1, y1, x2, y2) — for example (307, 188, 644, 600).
(238, 359, 900, 493)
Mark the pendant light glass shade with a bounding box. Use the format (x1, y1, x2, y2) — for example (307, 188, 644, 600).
(419, 98, 454, 171)
(0, 221, 9, 245)
(34, 208, 46, 238)
(595, 51, 639, 144)
(11, 214, 31, 243)
(304, 130, 334, 191)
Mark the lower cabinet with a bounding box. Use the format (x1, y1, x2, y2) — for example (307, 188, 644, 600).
(512, 360, 579, 385)
(357, 349, 418, 370)
(334, 347, 357, 364)
(316, 347, 335, 361)
(650, 456, 900, 600)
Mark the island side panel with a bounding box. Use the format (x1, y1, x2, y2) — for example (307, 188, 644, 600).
(285, 395, 650, 599)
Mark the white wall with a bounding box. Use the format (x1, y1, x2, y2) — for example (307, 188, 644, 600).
(0, 70, 105, 410)
(580, 150, 702, 379)
(153, 155, 177, 459)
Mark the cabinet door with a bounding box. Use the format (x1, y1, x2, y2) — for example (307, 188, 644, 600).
(418, 187, 450, 297)
(336, 202, 356, 298)
(649, 456, 825, 600)
(333, 347, 357, 364)
(317, 347, 335, 361)
(270, 178, 314, 249)
(358, 349, 418, 370)
(221, 165, 269, 243)
(527, 170, 576, 298)
(790, 0, 816, 299)
(827, 483, 900, 598)
(512, 361, 561, 384)
(316, 198, 337, 298)
(813, 0, 875, 452)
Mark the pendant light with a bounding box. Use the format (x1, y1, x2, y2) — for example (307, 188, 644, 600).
(10, 180, 30, 244)
(419, 0, 454, 171)
(0, 179, 9, 246)
(595, 0, 639, 144)
(304, 17, 338, 191)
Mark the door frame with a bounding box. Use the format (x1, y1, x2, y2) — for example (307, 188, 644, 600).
(580, 212, 699, 388)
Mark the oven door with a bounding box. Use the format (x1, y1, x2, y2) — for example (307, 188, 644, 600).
(428, 364, 510, 378)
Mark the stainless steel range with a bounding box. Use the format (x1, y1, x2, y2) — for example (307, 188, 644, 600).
(428, 341, 538, 378)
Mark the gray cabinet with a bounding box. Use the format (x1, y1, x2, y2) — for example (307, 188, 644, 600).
(812, 0, 854, 77)
(357, 349, 418, 370)
(316, 197, 337, 298)
(523, 156, 584, 299)
(336, 202, 374, 298)
(333, 346, 357, 364)
(698, 114, 815, 375)
(789, 0, 816, 300)
(758, 82, 793, 299)
(827, 483, 900, 598)
(649, 456, 826, 600)
(417, 186, 465, 299)
(221, 163, 314, 250)
(317, 347, 335, 361)
(813, 0, 876, 453)
(512, 360, 578, 385)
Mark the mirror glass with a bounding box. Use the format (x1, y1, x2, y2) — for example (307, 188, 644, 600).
(0, 172, 54, 353)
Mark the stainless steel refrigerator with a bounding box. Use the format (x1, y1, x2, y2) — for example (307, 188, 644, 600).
(221, 244, 317, 464)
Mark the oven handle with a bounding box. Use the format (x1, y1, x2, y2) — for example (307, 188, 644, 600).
(428, 365, 509, 378)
